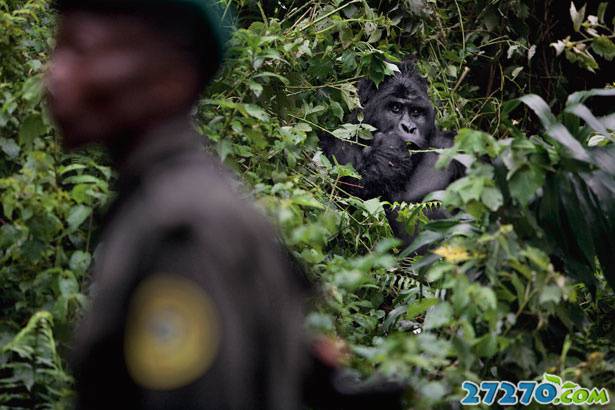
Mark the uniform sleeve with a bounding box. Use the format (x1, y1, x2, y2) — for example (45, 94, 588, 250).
(122, 218, 306, 410)
(73, 161, 308, 410)
(122, 228, 222, 398)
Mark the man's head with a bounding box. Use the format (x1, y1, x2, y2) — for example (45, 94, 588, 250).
(46, 1, 227, 149)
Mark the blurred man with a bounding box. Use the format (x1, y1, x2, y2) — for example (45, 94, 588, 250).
(46, 1, 404, 409)
(47, 1, 307, 409)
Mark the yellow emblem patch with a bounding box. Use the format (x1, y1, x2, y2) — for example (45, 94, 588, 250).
(124, 274, 220, 390)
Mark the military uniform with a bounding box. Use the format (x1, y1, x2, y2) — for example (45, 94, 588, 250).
(70, 117, 307, 409)
(53, 1, 404, 408)
(52, 1, 306, 407)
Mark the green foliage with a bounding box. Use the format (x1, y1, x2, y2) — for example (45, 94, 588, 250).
(0, 312, 73, 408)
(552, 2, 615, 72)
(1, 0, 614, 408)
(436, 89, 615, 292)
(204, 1, 615, 406)
(0, 1, 111, 407)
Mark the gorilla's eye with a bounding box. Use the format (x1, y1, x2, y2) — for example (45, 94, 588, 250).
(409, 107, 423, 116)
(389, 103, 403, 114)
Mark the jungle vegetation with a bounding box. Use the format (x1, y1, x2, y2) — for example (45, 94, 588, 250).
(0, 0, 614, 408)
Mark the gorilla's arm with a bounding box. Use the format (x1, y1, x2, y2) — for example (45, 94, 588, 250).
(355, 132, 415, 199)
(391, 130, 464, 203)
(318, 133, 363, 166)
(319, 132, 415, 199)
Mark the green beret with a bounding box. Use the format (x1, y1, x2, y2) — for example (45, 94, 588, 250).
(53, 0, 232, 81)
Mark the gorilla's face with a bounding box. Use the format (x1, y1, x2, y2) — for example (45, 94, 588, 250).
(361, 74, 436, 149)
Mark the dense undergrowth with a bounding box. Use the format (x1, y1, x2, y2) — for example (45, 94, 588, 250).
(1, 0, 614, 408)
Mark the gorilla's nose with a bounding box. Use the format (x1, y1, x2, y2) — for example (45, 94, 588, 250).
(399, 121, 417, 136)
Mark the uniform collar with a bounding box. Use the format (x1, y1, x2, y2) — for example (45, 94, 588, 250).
(104, 115, 203, 226)
(119, 115, 200, 179)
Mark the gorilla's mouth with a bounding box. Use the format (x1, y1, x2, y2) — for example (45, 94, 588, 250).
(399, 133, 426, 151)
(404, 141, 421, 152)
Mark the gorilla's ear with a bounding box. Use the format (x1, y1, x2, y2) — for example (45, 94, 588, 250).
(357, 77, 377, 107)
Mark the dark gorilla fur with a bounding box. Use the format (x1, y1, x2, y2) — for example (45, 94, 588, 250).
(319, 58, 464, 244)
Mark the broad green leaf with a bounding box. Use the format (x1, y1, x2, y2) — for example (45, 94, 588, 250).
(59, 163, 87, 174)
(339, 83, 360, 111)
(362, 197, 384, 217)
(518, 94, 557, 128)
(244, 104, 270, 121)
(539, 285, 562, 304)
(475, 332, 498, 358)
(21, 75, 43, 103)
(578, 171, 615, 290)
(424, 302, 452, 329)
(252, 71, 290, 85)
(63, 175, 104, 185)
(454, 129, 499, 157)
(58, 272, 79, 296)
(592, 36, 615, 61)
(480, 186, 503, 211)
(340, 27, 354, 48)
(216, 139, 233, 162)
(330, 101, 344, 122)
(590, 145, 615, 175)
(0, 137, 20, 158)
(19, 114, 46, 148)
(294, 122, 312, 133)
(475, 287, 498, 310)
(407, 298, 439, 319)
(375, 237, 402, 253)
(291, 195, 325, 209)
(247, 80, 263, 97)
(565, 103, 609, 136)
(333, 163, 360, 178)
(567, 87, 615, 106)
(67, 205, 92, 232)
(458, 177, 485, 203)
(546, 123, 592, 162)
(508, 166, 545, 206)
(404, 230, 444, 255)
(69, 251, 92, 275)
(599, 113, 615, 131)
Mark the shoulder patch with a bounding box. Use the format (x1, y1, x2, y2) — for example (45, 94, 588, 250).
(124, 274, 220, 390)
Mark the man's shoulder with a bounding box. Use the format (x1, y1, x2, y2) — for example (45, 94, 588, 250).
(95, 149, 282, 286)
(138, 151, 265, 231)
(145, 150, 236, 197)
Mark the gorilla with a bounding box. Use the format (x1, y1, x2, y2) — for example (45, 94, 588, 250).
(319, 58, 464, 244)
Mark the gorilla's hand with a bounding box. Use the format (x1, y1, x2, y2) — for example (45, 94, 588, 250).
(356, 132, 415, 199)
